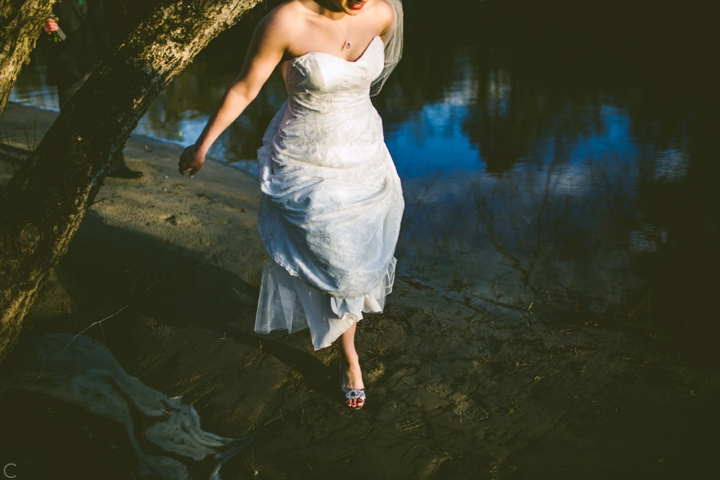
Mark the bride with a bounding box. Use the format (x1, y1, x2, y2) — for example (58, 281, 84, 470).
(178, 0, 404, 410)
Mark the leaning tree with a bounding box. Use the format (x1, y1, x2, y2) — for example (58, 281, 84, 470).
(0, 0, 264, 363)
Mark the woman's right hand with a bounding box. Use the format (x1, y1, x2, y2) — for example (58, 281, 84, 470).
(178, 145, 205, 178)
(43, 17, 58, 34)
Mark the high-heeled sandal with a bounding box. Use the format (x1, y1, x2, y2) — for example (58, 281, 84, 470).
(339, 363, 366, 410)
(344, 388, 366, 410)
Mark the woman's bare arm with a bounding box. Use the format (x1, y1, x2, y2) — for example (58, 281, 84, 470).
(178, 10, 291, 177)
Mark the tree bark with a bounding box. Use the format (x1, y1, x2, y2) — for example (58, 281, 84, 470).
(0, 0, 55, 114)
(0, 0, 263, 363)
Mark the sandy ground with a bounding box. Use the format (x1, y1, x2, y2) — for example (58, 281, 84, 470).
(1, 102, 719, 479)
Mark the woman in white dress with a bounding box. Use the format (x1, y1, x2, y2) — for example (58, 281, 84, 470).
(178, 0, 404, 409)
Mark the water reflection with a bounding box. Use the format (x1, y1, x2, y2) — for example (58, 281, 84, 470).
(9, 0, 720, 359)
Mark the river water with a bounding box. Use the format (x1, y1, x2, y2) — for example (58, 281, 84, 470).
(10, 0, 719, 362)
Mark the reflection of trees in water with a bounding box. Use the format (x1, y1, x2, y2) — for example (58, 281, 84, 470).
(391, 2, 720, 357)
(400, 142, 638, 318)
(624, 84, 720, 346)
(461, 61, 607, 174)
(381, 0, 718, 173)
(400, 67, 719, 356)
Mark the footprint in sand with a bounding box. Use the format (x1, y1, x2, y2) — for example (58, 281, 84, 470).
(426, 383, 489, 422)
(392, 403, 427, 437)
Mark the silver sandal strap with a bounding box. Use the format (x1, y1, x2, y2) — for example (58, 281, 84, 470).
(345, 389, 366, 400)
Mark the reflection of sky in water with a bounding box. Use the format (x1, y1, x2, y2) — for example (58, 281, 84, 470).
(387, 104, 484, 179)
(653, 147, 689, 182)
(8, 60, 642, 194)
(571, 106, 637, 165)
(387, 57, 484, 179)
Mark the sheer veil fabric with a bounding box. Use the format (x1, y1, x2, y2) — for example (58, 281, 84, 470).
(254, 1, 404, 350)
(371, 0, 403, 96)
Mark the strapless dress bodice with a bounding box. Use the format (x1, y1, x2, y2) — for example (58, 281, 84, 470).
(283, 36, 385, 114)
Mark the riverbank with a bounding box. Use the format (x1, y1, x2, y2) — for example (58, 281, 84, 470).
(1, 102, 718, 479)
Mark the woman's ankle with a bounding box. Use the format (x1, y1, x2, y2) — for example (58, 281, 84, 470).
(343, 362, 364, 389)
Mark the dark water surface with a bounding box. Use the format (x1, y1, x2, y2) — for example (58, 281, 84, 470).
(10, 0, 720, 362)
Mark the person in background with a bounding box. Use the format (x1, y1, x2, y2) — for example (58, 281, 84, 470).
(43, 0, 143, 179)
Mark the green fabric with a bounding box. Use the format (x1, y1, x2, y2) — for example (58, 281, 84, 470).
(77, 0, 84, 5)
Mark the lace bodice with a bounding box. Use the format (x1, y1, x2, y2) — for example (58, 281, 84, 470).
(284, 36, 385, 104)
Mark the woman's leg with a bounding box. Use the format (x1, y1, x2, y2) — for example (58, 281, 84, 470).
(339, 322, 365, 407)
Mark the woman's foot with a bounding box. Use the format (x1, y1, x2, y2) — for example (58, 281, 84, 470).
(341, 361, 365, 409)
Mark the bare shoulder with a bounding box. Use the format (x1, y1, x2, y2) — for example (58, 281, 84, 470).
(256, 2, 296, 38)
(374, 0, 396, 34)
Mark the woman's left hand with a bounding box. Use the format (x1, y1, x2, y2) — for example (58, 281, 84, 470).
(178, 145, 205, 178)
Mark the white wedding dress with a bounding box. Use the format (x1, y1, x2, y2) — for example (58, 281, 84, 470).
(254, 36, 404, 350)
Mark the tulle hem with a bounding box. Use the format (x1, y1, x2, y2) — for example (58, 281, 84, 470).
(254, 258, 396, 350)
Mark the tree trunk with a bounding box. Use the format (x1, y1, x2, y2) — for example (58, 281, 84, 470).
(0, 0, 55, 114)
(0, 0, 263, 363)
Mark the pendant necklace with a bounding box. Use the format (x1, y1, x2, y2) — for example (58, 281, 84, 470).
(330, 13, 352, 50)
